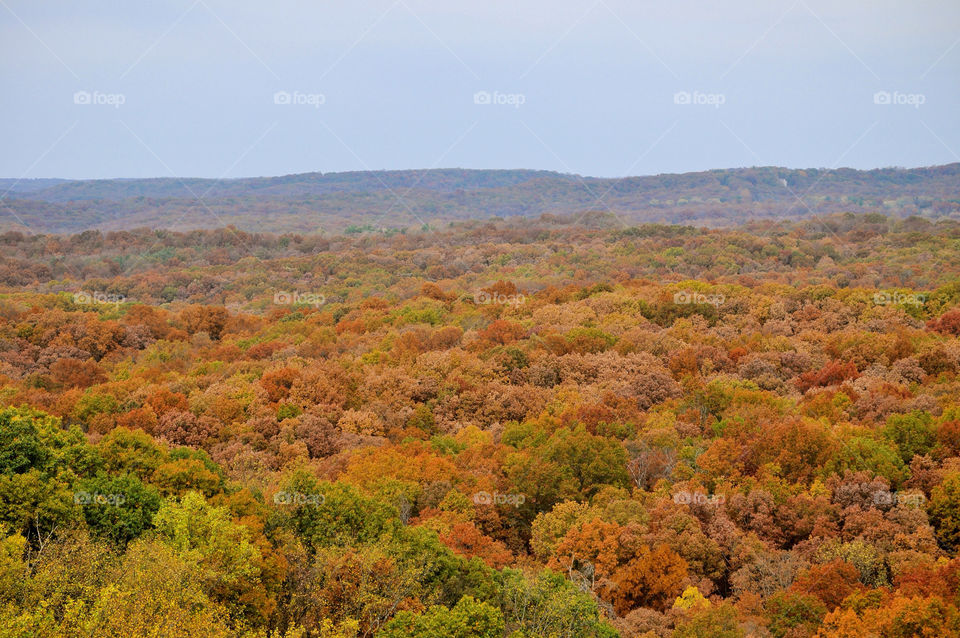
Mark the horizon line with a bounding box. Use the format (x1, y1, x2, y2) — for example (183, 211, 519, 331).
(6, 162, 959, 183)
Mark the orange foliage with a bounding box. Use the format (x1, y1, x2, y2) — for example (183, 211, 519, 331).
(439, 522, 513, 568)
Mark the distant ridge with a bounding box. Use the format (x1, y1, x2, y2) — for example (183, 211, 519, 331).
(10, 169, 570, 202)
(1, 164, 957, 234)
(0, 178, 70, 194)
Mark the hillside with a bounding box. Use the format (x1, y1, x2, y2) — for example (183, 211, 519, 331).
(0, 178, 70, 193)
(2, 214, 960, 636)
(2, 164, 958, 235)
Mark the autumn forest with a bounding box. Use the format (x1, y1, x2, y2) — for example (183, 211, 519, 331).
(0, 210, 959, 637)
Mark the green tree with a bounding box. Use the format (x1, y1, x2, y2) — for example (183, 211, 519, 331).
(825, 436, 907, 485)
(96, 427, 166, 480)
(378, 596, 504, 638)
(0, 407, 98, 538)
(271, 470, 398, 550)
(74, 473, 161, 546)
(882, 411, 937, 464)
(765, 591, 827, 638)
(535, 425, 630, 499)
(498, 569, 618, 638)
(152, 491, 263, 621)
(929, 472, 960, 550)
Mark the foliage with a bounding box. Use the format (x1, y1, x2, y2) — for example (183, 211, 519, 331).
(0, 214, 959, 636)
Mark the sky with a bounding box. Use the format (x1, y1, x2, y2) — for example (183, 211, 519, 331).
(1, 0, 958, 179)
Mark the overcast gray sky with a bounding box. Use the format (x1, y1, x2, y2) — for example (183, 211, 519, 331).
(1, 0, 958, 179)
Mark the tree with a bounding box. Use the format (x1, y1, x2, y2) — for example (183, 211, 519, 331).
(817, 595, 960, 638)
(378, 596, 504, 638)
(302, 545, 419, 634)
(790, 560, 863, 610)
(765, 591, 827, 638)
(937, 420, 960, 456)
(0, 531, 27, 606)
(49, 357, 106, 389)
(0, 407, 97, 538)
(74, 473, 161, 546)
(96, 427, 166, 480)
(674, 602, 744, 638)
(927, 308, 960, 335)
(795, 361, 858, 393)
(539, 425, 630, 498)
(152, 491, 265, 622)
(271, 471, 398, 550)
(929, 473, 960, 551)
(68, 540, 235, 638)
(625, 440, 677, 490)
(502, 451, 579, 515)
(882, 411, 938, 464)
(825, 436, 907, 486)
(477, 320, 525, 346)
(260, 367, 301, 403)
(498, 569, 618, 638)
(530, 501, 590, 561)
(439, 522, 513, 569)
(178, 305, 229, 340)
(548, 519, 623, 586)
(601, 544, 688, 614)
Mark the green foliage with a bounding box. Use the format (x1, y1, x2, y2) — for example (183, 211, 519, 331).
(0, 531, 28, 605)
(388, 525, 499, 607)
(0, 409, 49, 474)
(0, 407, 97, 477)
(497, 569, 618, 638)
(0, 407, 97, 537)
(430, 434, 466, 455)
(929, 472, 960, 551)
(96, 428, 166, 480)
(825, 435, 907, 485)
(539, 425, 630, 497)
(564, 327, 617, 353)
(152, 491, 263, 620)
(765, 591, 827, 638)
(270, 471, 399, 550)
(408, 403, 437, 434)
(74, 473, 161, 546)
(277, 403, 303, 420)
(378, 595, 504, 638)
(71, 392, 119, 422)
(881, 411, 937, 463)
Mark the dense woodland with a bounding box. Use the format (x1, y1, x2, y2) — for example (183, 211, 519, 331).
(1, 213, 960, 636)
(2, 164, 959, 234)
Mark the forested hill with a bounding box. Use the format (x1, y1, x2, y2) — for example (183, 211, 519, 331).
(12, 169, 565, 201)
(2, 164, 958, 234)
(0, 178, 70, 194)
